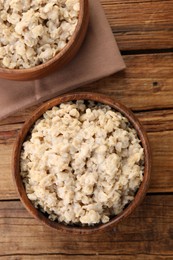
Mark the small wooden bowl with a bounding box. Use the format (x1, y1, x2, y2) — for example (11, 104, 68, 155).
(0, 0, 89, 81)
(12, 92, 151, 234)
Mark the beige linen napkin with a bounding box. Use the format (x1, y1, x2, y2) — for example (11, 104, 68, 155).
(0, 0, 125, 120)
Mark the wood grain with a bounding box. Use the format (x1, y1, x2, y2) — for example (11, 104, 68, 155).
(79, 53, 173, 111)
(1, 256, 173, 260)
(137, 109, 173, 132)
(101, 0, 173, 51)
(0, 52, 173, 127)
(0, 196, 173, 256)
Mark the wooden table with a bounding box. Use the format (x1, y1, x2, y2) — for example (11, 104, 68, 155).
(1, 0, 173, 259)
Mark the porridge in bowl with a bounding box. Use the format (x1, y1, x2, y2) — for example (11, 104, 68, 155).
(0, 0, 80, 69)
(20, 101, 144, 226)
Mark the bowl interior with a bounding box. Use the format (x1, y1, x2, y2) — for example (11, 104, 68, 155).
(13, 92, 151, 234)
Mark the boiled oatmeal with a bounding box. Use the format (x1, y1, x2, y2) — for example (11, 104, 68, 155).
(20, 101, 144, 226)
(0, 0, 80, 69)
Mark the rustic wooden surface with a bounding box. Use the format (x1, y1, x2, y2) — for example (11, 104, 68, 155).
(0, 0, 173, 258)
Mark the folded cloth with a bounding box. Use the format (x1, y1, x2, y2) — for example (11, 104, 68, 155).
(0, 0, 125, 120)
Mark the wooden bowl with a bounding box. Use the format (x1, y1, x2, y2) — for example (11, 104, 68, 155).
(0, 0, 89, 81)
(12, 92, 151, 234)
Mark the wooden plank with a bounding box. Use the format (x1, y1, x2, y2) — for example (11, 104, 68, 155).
(101, 0, 173, 50)
(79, 53, 173, 111)
(0, 106, 39, 126)
(0, 196, 173, 256)
(0, 53, 173, 128)
(137, 109, 173, 132)
(1, 255, 173, 260)
(0, 109, 173, 199)
(0, 124, 21, 200)
(149, 131, 173, 192)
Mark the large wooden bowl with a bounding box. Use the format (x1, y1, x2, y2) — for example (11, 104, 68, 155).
(12, 92, 151, 234)
(0, 0, 89, 81)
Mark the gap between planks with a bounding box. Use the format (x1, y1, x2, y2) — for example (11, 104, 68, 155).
(1, 253, 173, 259)
(122, 48, 173, 56)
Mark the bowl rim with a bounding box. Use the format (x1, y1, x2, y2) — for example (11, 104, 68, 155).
(0, 0, 86, 74)
(12, 92, 151, 234)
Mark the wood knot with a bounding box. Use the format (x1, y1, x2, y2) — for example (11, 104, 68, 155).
(153, 81, 158, 87)
(152, 81, 161, 93)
